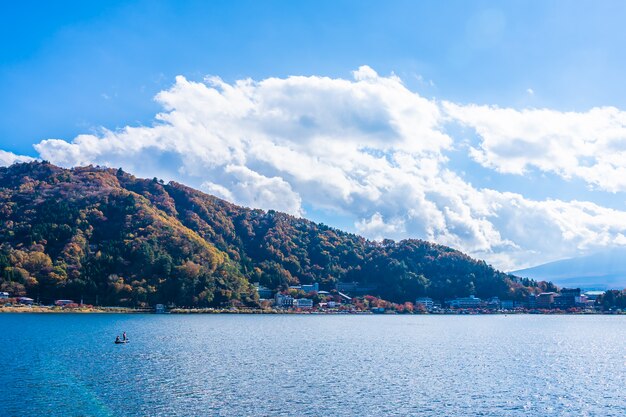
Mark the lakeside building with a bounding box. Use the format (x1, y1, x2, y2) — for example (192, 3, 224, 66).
(253, 282, 273, 299)
(55, 299, 75, 307)
(415, 297, 434, 310)
(16, 297, 34, 305)
(318, 301, 344, 309)
(536, 292, 557, 309)
(0, 291, 8, 299)
(584, 290, 605, 302)
(552, 295, 565, 309)
(553, 288, 581, 309)
(486, 297, 501, 309)
(294, 298, 313, 309)
(274, 293, 294, 308)
(501, 300, 515, 309)
(524, 289, 598, 310)
(449, 295, 482, 309)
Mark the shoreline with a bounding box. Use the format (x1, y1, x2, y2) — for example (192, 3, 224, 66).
(1, 305, 624, 315)
(0, 306, 147, 314)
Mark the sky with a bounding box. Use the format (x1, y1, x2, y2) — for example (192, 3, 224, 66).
(3, 0, 626, 271)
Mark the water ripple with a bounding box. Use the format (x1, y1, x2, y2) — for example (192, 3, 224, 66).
(0, 314, 624, 416)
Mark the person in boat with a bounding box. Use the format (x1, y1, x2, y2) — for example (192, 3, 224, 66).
(122, 332, 127, 341)
(115, 335, 121, 343)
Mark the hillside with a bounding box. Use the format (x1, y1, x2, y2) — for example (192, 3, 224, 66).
(0, 162, 547, 306)
(512, 249, 626, 290)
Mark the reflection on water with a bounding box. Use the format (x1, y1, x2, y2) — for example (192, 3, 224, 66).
(1, 314, 624, 416)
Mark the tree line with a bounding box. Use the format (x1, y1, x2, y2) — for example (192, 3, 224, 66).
(0, 162, 548, 307)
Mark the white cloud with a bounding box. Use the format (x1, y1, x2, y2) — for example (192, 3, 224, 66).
(445, 102, 626, 192)
(356, 212, 406, 241)
(202, 165, 303, 215)
(0, 150, 34, 166)
(31, 67, 626, 271)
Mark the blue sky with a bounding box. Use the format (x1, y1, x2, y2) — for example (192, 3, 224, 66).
(4, 0, 626, 151)
(3, 0, 626, 270)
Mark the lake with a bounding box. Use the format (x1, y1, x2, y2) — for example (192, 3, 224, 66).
(0, 314, 624, 416)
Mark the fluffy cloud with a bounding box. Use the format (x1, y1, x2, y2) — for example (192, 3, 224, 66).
(201, 165, 303, 215)
(445, 103, 626, 192)
(32, 67, 626, 270)
(0, 150, 34, 166)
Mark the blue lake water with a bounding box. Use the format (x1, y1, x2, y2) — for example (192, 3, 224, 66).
(0, 314, 624, 416)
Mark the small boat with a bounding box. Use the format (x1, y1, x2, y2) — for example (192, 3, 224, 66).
(114, 339, 129, 344)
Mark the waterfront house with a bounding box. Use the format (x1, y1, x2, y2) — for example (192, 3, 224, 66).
(55, 299, 75, 307)
(576, 294, 589, 307)
(536, 292, 557, 309)
(583, 290, 605, 301)
(415, 297, 434, 310)
(553, 288, 581, 309)
(501, 300, 514, 310)
(0, 291, 8, 299)
(274, 293, 294, 308)
(294, 298, 314, 309)
(486, 297, 501, 309)
(16, 297, 34, 305)
(449, 295, 482, 309)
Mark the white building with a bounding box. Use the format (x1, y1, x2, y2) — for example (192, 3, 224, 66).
(0, 292, 9, 299)
(415, 297, 434, 310)
(449, 295, 482, 309)
(294, 298, 313, 309)
(583, 291, 604, 301)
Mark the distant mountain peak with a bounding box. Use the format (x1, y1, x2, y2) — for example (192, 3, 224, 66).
(512, 248, 626, 290)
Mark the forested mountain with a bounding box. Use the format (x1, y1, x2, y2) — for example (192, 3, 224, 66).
(0, 162, 547, 306)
